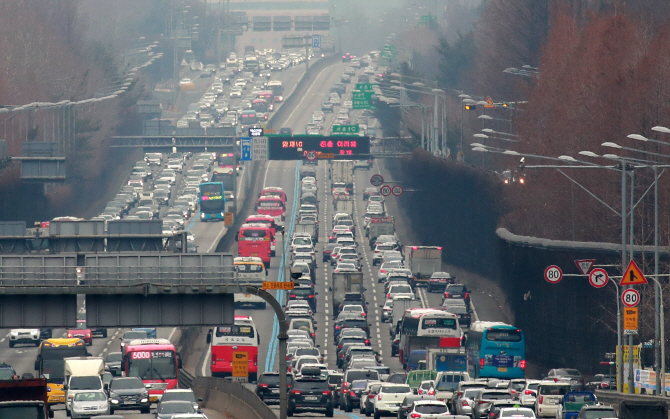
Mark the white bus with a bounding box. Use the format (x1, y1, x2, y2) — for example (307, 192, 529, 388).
(233, 256, 267, 309)
(399, 308, 463, 369)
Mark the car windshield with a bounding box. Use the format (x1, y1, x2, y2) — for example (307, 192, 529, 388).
(499, 409, 535, 417)
(390, 285, 412, 294)
(0, 370, 14, 380)
(382, 385, 410, 394)
(415, 404, 448, 414)
(464, 388, 484, 398)
(510, 382, 526, 391)
(556, 369, 581, 377)
(347, 371, 379, 382)
(110, 378, 143, 390)
(582, 410, 617, 419)
(352, 381, 369, 390)
(74, 392, 106, 402)
(123, 331, 147, 340)
(481, 392, 512, 400)
(162, 391, 196, 403)
(539, 386, 570, 395)
(69, 376, 101, 390)
(158, 401, 196, 414)
(293, 380, 329, 390)
(435, 375, 464, 390)
(388, 374, 407, 384)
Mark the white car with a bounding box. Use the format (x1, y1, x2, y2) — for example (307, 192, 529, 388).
(378, 260, 403, 282)
(534, 381, 571, 418)
(9, 329, 40, 347)
(517, 379, 541, 407)
(374, 383, 413, 418)
(71, 391, 109, 419)
(407, 400, 452, 419)
(230, 89, 243, 98)
(387, 283, 415, 300)
(498, 406, 536, 418)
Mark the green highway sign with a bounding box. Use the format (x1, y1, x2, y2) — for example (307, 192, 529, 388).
(383, 45, 397, 52)
(380, 51, 395, 59)
(353, 100, 375, 110)
(353, 90, 375, 99)
(356, 83, 377, 91)
(332, 125, 359, 134)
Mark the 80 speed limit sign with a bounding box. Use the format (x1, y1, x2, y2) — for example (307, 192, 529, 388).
(622, 289, 640, 307)
(544, 265, 563, 284)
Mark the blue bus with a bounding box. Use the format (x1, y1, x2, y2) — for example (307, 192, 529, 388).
(465, 322, 526, 379)
(199, 182, 226, 221)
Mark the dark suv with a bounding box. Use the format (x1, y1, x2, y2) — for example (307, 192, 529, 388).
(288, 374, 334, 417)
(108, 377, 150, 414)
(256, 372, 293, 403)
(328, 372, 344, 409)
(443, 284, 470, 308)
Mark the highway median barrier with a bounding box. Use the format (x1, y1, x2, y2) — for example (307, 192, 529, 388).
(191, 376, 277, 419)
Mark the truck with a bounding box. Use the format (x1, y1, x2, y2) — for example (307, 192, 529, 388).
(244, 45, 255, 56)
(427, 347, 468, 372)
(333, 195, 354, 216)
(331, 271, 364, 317)
(0, 378, 53, 418)
(63, 357, 105, 415)
(330, 160, 354, 192)
(366, 216, 395, 246)
(295, 221, 318, 243)
(407, 246, 442, 287)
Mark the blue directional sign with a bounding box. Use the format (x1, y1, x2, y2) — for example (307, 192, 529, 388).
(241, 137, 252, 161)
(312, 35, 321, 49)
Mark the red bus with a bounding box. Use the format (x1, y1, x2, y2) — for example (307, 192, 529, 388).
(236, 223, 273, 267)
(256, 91, 275, 111)
(260, 187, 287, 204)
(208, 316, 260, 383)
(255, 196, 286, 223)
(245, 214, 282, 256)
(122, 339, 179, 402)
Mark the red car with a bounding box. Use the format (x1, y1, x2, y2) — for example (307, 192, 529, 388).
(68, 320, 92, 345)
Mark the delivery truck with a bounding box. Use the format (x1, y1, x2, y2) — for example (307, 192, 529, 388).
(331, 271, 364, 317)
(63, 357, 105, 415)
(407, 246, 442, 287)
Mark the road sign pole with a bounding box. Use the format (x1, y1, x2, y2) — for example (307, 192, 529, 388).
(618, 165, 626, 393)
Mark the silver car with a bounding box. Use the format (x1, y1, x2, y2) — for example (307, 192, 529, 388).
(454, 387, 485, 417)
(71, 391, 109, 419)
(377, 260, 403, 282)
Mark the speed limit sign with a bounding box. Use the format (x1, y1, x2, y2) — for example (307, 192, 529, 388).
(544, 265, 563, 284)
(622, 289, 640, 307)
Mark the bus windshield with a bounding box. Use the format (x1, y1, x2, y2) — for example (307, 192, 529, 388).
(236, 264, 264, 273)
(253, 101, 268, 112)
(127, 351, 177, 380)
(216, 325, 255, 338)
(486, 329, 522, 342)
(241, 229, 268, 238)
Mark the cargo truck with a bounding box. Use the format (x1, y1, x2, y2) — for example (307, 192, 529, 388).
(331, 271, 364, 317)
(63, 357, 105, 415)
(367, 216, 395, 247)
(333, 195, 354, 216)
(0, 378, 53, 418)
(407, 246, 442, 287)
(295, 221, 318, 243)
(330, 160, 354, 193)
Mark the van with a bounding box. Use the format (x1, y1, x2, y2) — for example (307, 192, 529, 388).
(534, 381, 571, 418)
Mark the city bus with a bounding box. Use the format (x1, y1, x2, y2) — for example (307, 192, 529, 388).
(245, 214, 282, 256)
(123, 338, 179, 402)
(208, 315, 260, 383)
(211, 168, 236, 201)
(267, 80, 284, 102)
(199, 182, 226, 221)
(260, 186, 287, 205)
(255, 195, 286, 223)
(235, 222, 273, 267)
(399, 309, 463, 369)
(252, 99, 270, 120)
(35, 338, 89, 405)
(465, 322, 526, 379)
(234, 256, 268, 309)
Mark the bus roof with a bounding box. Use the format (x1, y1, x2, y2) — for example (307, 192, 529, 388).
(246, 214, 274, 220)
(234, 256, 264, 264)
(240, 223, 271, 229)
(468, 321, 511, 333)
(262, 186, 285, 192)
(267, 80, 282, 86)
(403, 308, 456, 319)
(126, 338, 175, 350)
(41, 338, 86, 348)
(200, 182, 223, 186)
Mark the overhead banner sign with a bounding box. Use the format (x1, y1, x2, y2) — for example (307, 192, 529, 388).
(267, 136, 370, 160)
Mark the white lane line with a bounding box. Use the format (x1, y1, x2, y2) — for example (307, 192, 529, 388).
(201, 344, 211, 377)
(0, 338, 5, 343)
(168, 327, 177, 342)
(284, 65, 337, 125)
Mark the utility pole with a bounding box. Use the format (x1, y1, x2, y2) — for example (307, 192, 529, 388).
(305, 35, 311, 75)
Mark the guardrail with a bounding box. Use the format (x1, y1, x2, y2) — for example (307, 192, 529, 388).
(595, 389, 670, 410)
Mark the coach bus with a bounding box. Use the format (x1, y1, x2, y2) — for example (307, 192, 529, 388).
(465, 321, 526, 379)
(208, 316, 260, 383)
(399, 309, 463, 369)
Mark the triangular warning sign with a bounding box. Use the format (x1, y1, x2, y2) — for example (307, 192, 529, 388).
(575, 259, 595, 275)
(619, 260, 648, 286)
(484, 96, 496, 108)
(181, 59, 188, 66)
(486, 96, 494, 104)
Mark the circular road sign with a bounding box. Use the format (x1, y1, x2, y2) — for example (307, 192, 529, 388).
(544, 265, 563, 284)
(392, 185, 404, 196)
(622, 289, 640, 307)
(306, 151, 317, 161)
(370, 174, 384, 187)
(588, 268, 609, 288)
(380, 185, 392, 196)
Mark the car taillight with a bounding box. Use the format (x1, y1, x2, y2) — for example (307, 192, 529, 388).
(349, 391, 356, 396)
(525, 390, 534, 395)
(368, 394, 375, 398)
(520, 360, 526, 369)
(291, 390, 301, 395)
(311, 333, 315, 337)
(259, 383, 268, 388)
(539, 396, 544, 404)
(465, 293, 469, 299)
(428, 390, 435, 395)
(365, 339, 370, 345)
(478, 400, 486, 404)
(335, 325, 341, 330)
(86, 333, 91, 337)
(67, 334, 72, 338)
(462, 400, 469, 406)
(377, 394, 382, 400)
(480, 358, 484, 368)
(444, 293, 449, 298)
(289, 295, 296, 298)
(309, 295, 315, 298)
(410, 414, 421, 418)
(457, 392, 463, 396)
(361, 313, 366, 317)
(387, 293, 390, 298)
(338, 344, 343, 349)
(322, 390, 332, 395)
(380, 269, 386, 273)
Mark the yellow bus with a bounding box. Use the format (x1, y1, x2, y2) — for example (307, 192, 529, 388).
(35, 338, 88, 405)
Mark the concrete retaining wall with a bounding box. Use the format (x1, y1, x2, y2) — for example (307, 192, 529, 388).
(192, 376, 277, 419)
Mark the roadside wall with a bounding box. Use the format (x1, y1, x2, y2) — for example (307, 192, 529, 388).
(192, 376, 277, 419)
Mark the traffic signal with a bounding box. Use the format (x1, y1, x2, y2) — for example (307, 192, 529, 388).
(464, 104, 476, 111)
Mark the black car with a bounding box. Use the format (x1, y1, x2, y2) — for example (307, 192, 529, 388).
(337, 342, 367, 368)
(108, 377, 151, 414)
(586, 374, 616, 391)
(443, 304, 471, 328)
(289, 286, 317, 312)
(323, 243, 338, 262)
(288, 374, 334, 417)
(321, 102, 334, 113)
(279, 127, 293, 136)
(39, 328, 52, 339)
(398, 394, 438, 419)
(105, 352, 123, 376)
(334, 318, 369, 342)
(427, 272, 455, 292)
(342, 379, 369, 412)
(391, 333, 400, 357)
(443, 284, 470, 307)
(256, 372, 293, 403)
